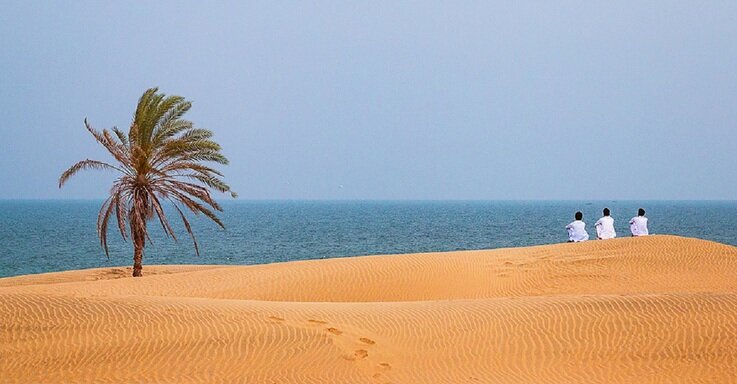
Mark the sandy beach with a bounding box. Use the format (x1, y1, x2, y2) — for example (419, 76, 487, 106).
(1, 235, 736, 383)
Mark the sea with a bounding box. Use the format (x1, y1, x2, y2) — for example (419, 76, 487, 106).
(1, 200, 736, 278)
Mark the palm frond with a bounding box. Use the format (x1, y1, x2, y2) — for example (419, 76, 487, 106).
(168, 199, 200, 256)
(149, 191, 177, 240)
(84, 119, 132, 169)
(113, 190, 128, 241)
(111, 127, 128, 147)
(59, 159, 123, 187)
(161, 161, 224, 176)
(97, 195, 115, 259)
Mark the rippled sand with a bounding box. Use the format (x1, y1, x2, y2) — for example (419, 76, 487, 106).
(2, 235, 736, 383)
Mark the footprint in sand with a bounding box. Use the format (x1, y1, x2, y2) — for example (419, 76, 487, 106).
(371, 362, 392, 378)
(359, 337, 376, 345)
(308, 319, 327, 324)
(326, 327, 343, 335)
(343, 349, 369, 361)
(268, 316, 285, 321)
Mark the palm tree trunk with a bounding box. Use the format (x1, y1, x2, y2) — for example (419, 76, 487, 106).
(132, 231, 145, 277)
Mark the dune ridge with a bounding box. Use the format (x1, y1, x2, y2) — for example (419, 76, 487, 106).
(1, 235, 736, 383)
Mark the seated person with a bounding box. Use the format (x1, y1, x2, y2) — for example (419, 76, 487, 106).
(629, 208, 649, 236)
(594, 208, 616, 240)
(566, 211, 589, 242)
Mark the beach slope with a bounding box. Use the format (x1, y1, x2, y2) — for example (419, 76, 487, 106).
(1, 235, 736, 383)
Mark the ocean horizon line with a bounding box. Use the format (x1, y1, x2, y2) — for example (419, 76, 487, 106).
(2, 198, 737, 203)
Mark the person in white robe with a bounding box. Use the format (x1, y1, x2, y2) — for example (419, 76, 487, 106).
(629, 208, 649, 236)
(566, 211, 589, 242)
(594, 208, 616, 240)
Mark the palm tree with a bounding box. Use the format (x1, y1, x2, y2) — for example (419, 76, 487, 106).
(59, 87, 236, 277)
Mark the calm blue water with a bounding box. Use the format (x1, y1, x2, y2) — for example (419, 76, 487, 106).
(1, 200, 736, 278)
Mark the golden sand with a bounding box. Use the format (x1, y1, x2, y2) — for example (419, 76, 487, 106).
(1, 235, 736, 383)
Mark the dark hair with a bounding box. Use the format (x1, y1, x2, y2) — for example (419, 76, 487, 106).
(638, 208, 646, 216)
(575, 211, 583, 220)
(603, 208, 610, 216)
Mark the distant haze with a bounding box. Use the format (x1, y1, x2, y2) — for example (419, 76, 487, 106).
(1, 1, 736, 200)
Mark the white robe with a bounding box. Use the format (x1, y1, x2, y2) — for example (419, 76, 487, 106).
(566, 220, 589, 242)
(629, 216, 649, 236)
(594, 216, 616, 239)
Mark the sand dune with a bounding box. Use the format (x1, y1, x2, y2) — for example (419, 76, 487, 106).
(2, 235, 736, 383)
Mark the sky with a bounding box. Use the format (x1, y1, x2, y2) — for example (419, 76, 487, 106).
(1, 1, 736, 200)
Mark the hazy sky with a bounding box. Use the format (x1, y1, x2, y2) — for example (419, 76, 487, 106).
(1, 1, 736, 200)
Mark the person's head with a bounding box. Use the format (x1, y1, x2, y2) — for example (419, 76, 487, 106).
(603, 208, 610, 216)
(575, 211, 583, 221)
(638, 208, 646, 217)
